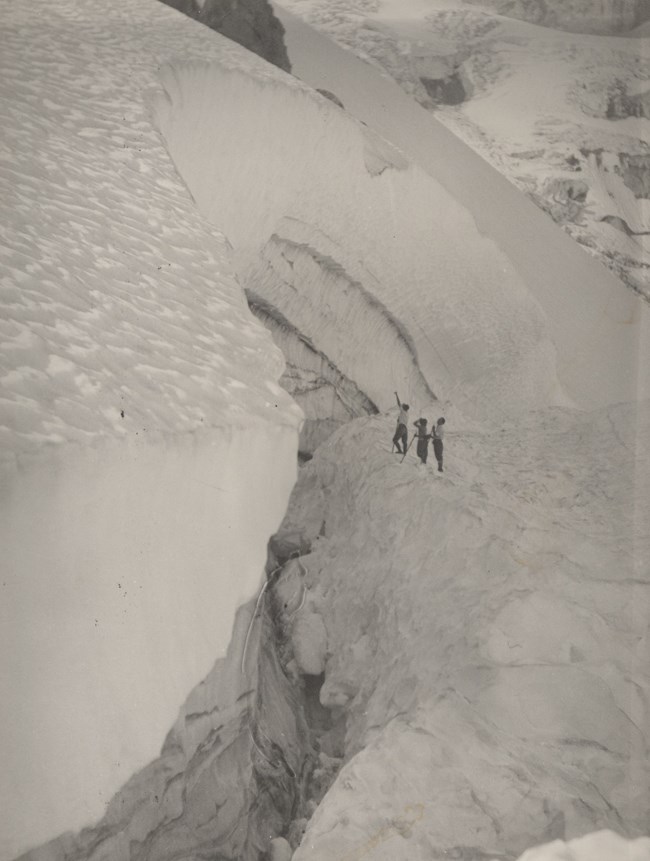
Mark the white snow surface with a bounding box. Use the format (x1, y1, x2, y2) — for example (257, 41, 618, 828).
(0, 2, 301, 859)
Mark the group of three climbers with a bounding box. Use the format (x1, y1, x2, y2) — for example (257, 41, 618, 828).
(392, 392, 445, 473)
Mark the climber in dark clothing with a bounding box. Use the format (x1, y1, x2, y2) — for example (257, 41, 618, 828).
(413, 417, 431, 465)
(432, 417, 446, 472)
(392, 391, 409, 454)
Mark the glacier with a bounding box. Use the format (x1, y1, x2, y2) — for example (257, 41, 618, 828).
(2, 0, 649, 860)
(274, 0, 650, 295)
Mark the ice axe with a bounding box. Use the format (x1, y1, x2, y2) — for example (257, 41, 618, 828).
(400, 436, 415, 463)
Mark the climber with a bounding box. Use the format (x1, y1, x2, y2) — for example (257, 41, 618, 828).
(432, 417, 446, 472)
(413, 417, 431, 465)
(392, 391, 409, 454)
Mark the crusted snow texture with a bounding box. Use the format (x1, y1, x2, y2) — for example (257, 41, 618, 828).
(0, 2, 301, 859)
(281, 406, 650, 860)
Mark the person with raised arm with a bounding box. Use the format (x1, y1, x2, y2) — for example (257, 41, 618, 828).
(392, 391, 409, 455)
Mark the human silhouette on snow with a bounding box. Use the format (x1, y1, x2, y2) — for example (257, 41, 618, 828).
(413, 417, 431, 464)
(392, 391, 409, 454)
(432, 417, 445, 472)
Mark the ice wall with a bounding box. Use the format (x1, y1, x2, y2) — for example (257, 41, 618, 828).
(0, 2, 301, 858)
(153, 61, 566, 421)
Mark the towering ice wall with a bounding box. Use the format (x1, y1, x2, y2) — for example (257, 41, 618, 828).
(0, 2, 301, 859)
(274, 5, 650, 412)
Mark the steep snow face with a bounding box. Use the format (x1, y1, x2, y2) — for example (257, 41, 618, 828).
(153, 60, 569, 422)
(276, 404, 650, 859)
(0, 2, 301, 858)
(275, 0, 650, 295)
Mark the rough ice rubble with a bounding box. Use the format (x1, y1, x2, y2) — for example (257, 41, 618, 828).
(280, 405, 650, 860)
(24, 403, 649, 861)
(0, 1, 301, 858)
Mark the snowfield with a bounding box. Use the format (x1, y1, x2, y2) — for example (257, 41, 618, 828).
(2, 0, 649, 860)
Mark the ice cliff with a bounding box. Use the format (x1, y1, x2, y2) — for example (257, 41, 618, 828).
(0, 3, 301, 859)
(3, 0, 650, 860)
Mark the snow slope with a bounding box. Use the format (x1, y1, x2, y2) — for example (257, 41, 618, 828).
(274, 0, 650, 295)
(0, 3, 301, 858)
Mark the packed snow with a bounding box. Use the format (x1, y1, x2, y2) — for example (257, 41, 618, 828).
(0, 2, 301, 859)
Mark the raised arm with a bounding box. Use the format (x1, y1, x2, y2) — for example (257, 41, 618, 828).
(394, 391, 401, 408)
